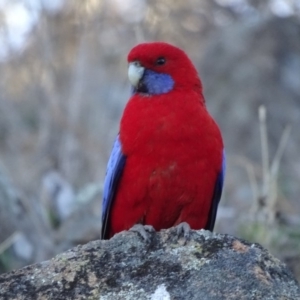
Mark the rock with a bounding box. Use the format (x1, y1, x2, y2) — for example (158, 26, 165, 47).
(12, 233, 34, 262)
(0, 167, 23, 243)
(0, 229, 299, 300)
(41, 170, 76, 221)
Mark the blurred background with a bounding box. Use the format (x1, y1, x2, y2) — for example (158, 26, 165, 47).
(0, 0, 299, 281)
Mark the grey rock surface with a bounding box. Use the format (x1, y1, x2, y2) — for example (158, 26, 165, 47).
(0, 228, 299, 300)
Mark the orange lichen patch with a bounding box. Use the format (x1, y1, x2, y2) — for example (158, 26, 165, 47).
(232, 240, 249, 253)
(254, 266, 271, 285)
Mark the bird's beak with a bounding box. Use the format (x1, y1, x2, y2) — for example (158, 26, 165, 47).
(128, 61, 145, 87)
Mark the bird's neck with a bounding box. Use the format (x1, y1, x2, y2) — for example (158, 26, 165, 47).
(120, 90, 208, 155)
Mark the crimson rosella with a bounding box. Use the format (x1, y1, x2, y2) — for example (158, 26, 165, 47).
(101, 42, 225, 240)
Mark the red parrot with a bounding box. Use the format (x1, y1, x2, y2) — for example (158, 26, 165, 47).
(101, 42, 225, 240)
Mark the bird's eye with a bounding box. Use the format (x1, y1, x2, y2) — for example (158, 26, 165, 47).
(155, 57, 166, 66)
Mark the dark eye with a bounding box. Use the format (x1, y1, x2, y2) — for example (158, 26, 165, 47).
(155, 57, 166, 66)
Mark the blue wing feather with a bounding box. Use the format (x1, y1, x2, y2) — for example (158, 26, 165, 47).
(205, 149, 226, 231)
(101, 135, 126, 239)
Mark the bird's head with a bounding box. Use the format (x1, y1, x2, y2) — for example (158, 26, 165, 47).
(127, 42, 202, 96)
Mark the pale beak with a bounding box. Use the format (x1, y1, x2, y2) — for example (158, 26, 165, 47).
(128, 61, 145, 87)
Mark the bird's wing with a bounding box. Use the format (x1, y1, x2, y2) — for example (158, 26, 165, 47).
(205, 149, 226, 231)
(101, 135, 126, 239)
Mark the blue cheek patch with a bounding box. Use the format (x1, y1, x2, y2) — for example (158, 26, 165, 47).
(143, 70, 174, 95)
(132, 69, 174, 95)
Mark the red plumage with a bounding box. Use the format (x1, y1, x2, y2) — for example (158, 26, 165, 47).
(107, 42, 223, 238)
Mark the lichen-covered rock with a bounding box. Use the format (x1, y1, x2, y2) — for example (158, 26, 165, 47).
(0, 229, 299, 299)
